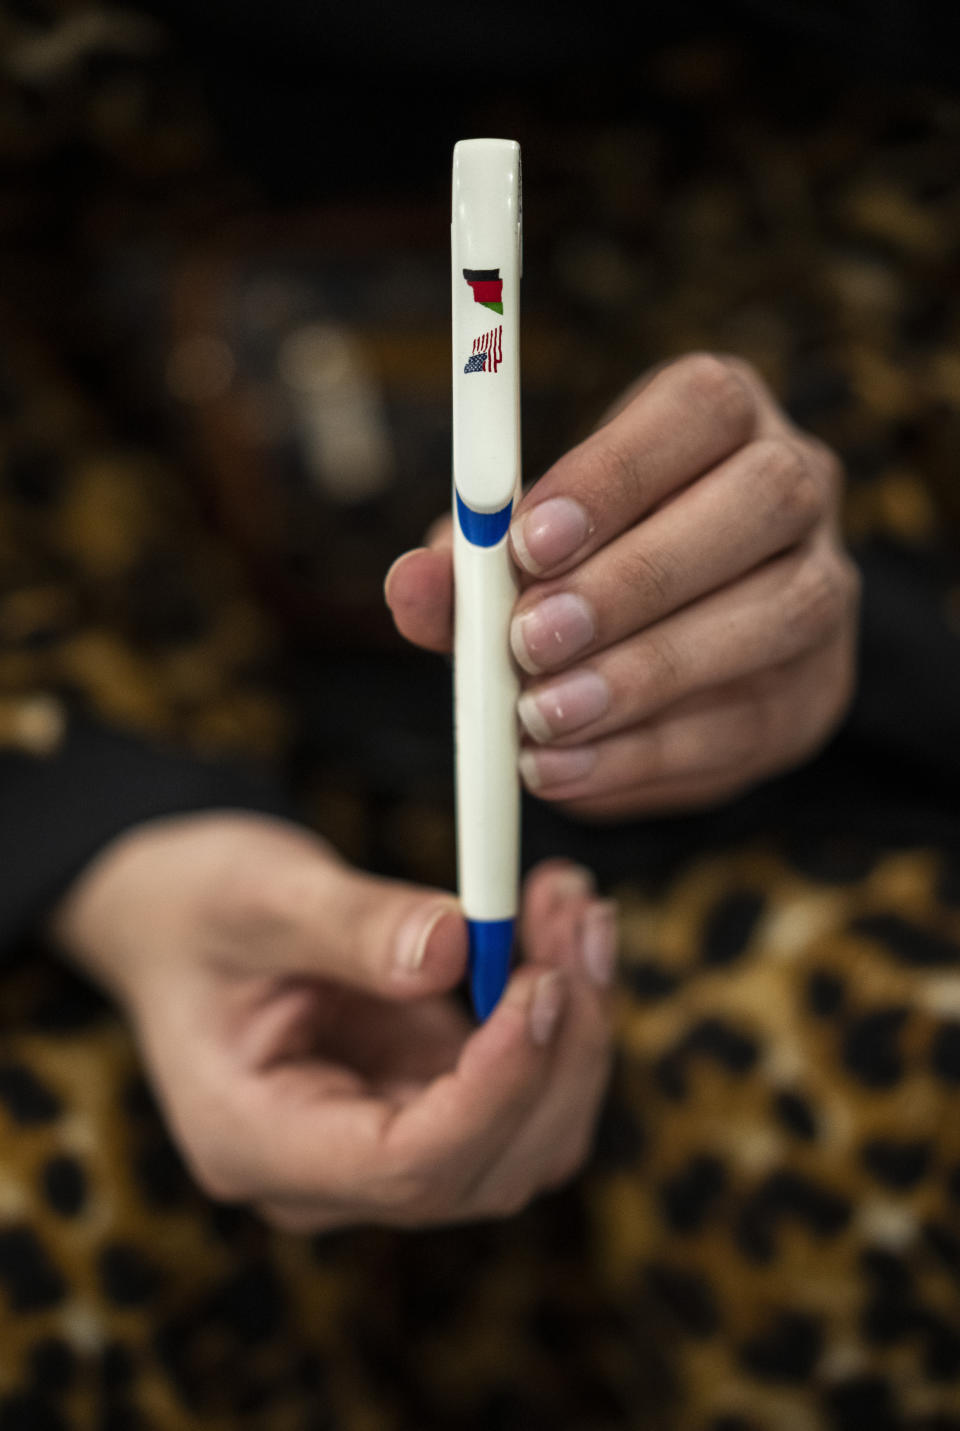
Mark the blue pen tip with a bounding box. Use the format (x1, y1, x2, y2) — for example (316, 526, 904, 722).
(467, 918, 516, 1020)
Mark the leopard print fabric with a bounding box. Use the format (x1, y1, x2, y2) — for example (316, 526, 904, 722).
(2, 4, 960, 1428)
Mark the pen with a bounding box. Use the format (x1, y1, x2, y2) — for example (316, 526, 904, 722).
(451, 138, 522, 1020)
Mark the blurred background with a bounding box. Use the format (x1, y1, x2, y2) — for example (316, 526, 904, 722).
(3, 0, 960, 881)
(4, 5, 960, 1428)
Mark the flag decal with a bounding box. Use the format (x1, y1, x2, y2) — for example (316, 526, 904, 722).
(464, 325, 502, 374)
(463, 268, 503, 314)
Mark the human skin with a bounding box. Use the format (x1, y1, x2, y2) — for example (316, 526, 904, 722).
(385, 353, 860, 819)
(49, 352, 854, 1235)
(50, 813, 616, 1232)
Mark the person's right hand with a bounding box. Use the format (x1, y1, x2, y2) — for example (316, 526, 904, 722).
(48, 811, 616, 1233)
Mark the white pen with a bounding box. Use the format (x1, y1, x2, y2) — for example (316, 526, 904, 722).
(451, 138, 522, 1019)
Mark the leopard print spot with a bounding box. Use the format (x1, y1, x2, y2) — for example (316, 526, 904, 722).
(862, 1290, 917, 1347)
(28, 1337, 75, 1392)
(646, 1262, 720, 1338)
(862, 1248, 912, 1295)
(0, 1227, 66, 1311)
(26, 977, 108, 1035)
(98, 1244, 163, 1307)
(807, 968, 847, 1018)
(0, 1394, 67, 1431)
(623, 960, 682, 1000)
(205, 1261, 287, 1344)
(861, 1249, 918, 1347)
(921, 1311, 960, 1382)
(772, 1089, 818, 1141)
(931, 1022, 960, 1083)
(656, 1018, 760, 1098)
(842, 1006, 910, 1088)
(938, 853, 960, 909)
(824, 1374, 897, 1430)
(132, 1135, 190, 1210)
(592, 1085, 647, 1171)
(739, 1310, 823, 1383)
(735, 1172, 851, 1263)
(861, 1138, 932, 1190)
(100, 1342, 136, 1392)
(702, 890, 765, 967)
(658, 1154, 728, 1234)
(923, 1222, 960, 1285)
(4, 443, 65, 506)
(853, 913, 960, 967)
(41, 1154, 88, 1217)
(99, 1404, 142, 1431)
(947, 1164, 960, 1205)
(0, 1063, 62, 1124)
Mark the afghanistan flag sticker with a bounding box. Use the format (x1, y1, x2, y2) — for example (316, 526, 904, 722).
(463, 268, 503, 315)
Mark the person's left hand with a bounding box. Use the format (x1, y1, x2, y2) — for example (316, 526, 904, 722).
(385, 352, 860, 819)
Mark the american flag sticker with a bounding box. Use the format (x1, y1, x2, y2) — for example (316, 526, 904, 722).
(463, 268, 504, 314)
(464, 325, 502, 374)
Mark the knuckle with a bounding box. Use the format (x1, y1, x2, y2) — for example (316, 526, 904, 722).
(750, 438, 822, 532)
(638, 629, 685, 707)
(589, 431, 644, 508)
(783, 550, 849, 646)
(676, 352, 754, 440)
(803, 433, 846, 497)
(615, 540, 681, 612)
(218, 859, 314, 943)
(377, 1163, 433, 1214)
(640, 720, 670, 782)
(729, 686, 779, 772)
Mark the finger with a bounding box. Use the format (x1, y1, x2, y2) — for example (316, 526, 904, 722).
(519, 635, 855, 802)
(255, 970, 600, 1229)
(545, 768, 765, 820)
(424, 513, 454, 551)
(256, 964, 611, 1229)
(463, 918, 616, 1215)
(508, 353, 758, 578)
(519, 858, 596, 968)
(211, 840, 467, 999)
(509, 434, 826, 674)
(514, 536, 859, 740)
(384, 545, 454, 652)
(236, 964, 568, 1212)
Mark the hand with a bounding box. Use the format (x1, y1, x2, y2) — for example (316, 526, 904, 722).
(49, 812, 615, 1232)
(386, 353, 859, 818)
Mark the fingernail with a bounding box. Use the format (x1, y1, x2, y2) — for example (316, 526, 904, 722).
(518, 670, 610, 742)
(552, 865, 596, 903)
(395, 900, 459, 973)
(520, 745, 598, 791)
(383, 549, 418, 607)
(511, 498, 590, 575)
(510, 593, 595, 675)
(530, 971, 566, 1046)
(581, 901, 618, 988)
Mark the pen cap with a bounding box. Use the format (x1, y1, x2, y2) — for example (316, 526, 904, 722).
(452, 139, 521, 514)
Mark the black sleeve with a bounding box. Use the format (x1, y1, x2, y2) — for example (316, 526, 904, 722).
(0, 716, 296, 952)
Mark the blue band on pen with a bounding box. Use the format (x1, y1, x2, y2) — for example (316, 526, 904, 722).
(455, 491, 513, 547)
(467, 917, 515, 1020)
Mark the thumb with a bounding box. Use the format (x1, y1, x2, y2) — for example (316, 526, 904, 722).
(383, 521, 454, 654)
(215, 834, 467, 999)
